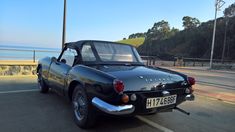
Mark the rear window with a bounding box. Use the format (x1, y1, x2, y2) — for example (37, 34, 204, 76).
(94, 42, 137, 62)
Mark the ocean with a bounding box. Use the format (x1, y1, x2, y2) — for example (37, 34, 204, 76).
(0, 45, 61, 60)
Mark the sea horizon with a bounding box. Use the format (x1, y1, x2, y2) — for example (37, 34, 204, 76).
(0, 44, 61, 60)
(0, 43, 61, 51)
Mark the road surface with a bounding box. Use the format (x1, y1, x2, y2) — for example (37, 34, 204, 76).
(0, 71, 234, 132)
(168, 67, 235, 90)
(167, 67, 235, 103)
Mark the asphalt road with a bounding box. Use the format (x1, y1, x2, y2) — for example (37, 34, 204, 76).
(0, 75, 234, 132)
(168, 68, 235, 90)
(167, 67, 235, 103)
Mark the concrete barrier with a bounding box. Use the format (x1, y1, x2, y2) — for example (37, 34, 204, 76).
(0, 60, 37, 76)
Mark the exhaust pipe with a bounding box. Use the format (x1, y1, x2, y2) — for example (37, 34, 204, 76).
(185, 94, 195, 101)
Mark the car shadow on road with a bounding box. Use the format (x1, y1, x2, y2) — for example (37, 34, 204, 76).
(45, 91, 155, 132)
(93, 116, 151, 132)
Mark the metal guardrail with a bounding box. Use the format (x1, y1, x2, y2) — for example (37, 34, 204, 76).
(173, 57, 235, 67)
(0, 48, 60, 62)
(141, 56, 235, 67)
(1, 48, 234, 66)
(141, 56, 161, 66)
(0, 48, 157, 64)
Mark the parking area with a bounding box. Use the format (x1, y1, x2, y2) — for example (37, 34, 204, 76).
(0, 75, 234, 132)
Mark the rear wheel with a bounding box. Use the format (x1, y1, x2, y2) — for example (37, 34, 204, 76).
(37, 68, 49, 93)
(72, 85, 96, 128)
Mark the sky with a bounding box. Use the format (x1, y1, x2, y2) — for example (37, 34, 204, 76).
(0, 0, 234, 48)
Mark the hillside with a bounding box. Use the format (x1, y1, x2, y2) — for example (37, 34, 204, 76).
(138, 16, 235, 60)
(117, 37, 145, 47)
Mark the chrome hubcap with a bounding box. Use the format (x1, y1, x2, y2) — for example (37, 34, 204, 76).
(73, 95, 86, 121)
(73, 102, 78, 110)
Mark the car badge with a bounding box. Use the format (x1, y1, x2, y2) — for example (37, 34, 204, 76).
(139, 76, 144, 79)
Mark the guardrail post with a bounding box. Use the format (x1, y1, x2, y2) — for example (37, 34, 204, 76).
(147, 57, 150, 66)
(33, 50, 35, 62)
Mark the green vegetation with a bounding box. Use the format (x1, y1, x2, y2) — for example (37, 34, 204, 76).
(138, 16, 235, 60)
(182, 16, 200, 29)
(117, 37, 145, 47)
(126, 2, 235, 60)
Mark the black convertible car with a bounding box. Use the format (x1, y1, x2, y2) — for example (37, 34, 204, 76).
(37, 40, 195, 128)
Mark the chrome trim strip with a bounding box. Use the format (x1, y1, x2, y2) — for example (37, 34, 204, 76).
(92, 97, 135, 115)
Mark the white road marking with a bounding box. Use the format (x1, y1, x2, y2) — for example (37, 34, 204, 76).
(0, 89, 39, 94)
(136, 115, 174, 132)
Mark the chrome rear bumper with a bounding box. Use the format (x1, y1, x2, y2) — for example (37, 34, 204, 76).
(185, 94, 195, 101)
(92, 97, 135, 115)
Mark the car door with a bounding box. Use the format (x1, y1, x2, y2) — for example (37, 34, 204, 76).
(49, 47, 78, 94)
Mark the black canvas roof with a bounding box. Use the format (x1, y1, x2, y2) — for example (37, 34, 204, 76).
(65, 40, 132, 50)
(65, 40, 86, 49)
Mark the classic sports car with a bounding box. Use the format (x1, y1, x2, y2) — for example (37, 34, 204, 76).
(37, 40, 195, 128)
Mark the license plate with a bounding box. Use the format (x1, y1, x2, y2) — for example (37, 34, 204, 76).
(146, 95, 177, 109)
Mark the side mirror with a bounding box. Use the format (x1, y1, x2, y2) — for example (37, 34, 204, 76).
(51, 57, 57, 62)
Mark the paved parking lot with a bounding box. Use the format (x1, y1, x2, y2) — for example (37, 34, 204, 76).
(0, 75, 234, 132)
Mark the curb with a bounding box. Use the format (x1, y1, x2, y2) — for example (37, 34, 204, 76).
(171, 67, 235, 74)
(0, 75, 37, 79)
(194, 89, 235, 105)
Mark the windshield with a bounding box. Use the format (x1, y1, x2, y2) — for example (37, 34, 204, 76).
(93, 42, 139, 62)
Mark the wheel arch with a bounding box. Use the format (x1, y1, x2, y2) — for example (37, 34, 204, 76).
(68, 80, 83, 101)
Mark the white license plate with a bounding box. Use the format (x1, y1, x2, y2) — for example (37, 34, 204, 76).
(146, 95, 177, 109)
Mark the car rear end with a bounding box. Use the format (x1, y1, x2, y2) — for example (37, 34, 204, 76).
(123, 77, 195, 114)
(91, 66, 195, 115)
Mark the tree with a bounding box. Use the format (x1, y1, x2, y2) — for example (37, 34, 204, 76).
(182, 16, 200, 29)
(222, 2, 235, 61)
(129, 34, 134, 39)
(128, 33, 146, 39)
(224, 2, 235, 17)
(169, 27, 179, 37)
(146, 20, 171, 40)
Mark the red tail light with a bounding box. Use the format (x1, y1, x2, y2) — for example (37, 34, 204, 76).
(113, 79, 124, 93)
(188, 77, 195, 85)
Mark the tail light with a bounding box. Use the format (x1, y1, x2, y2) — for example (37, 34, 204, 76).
(113, 79, 124, 93)
(188, 77, 195, 85)
(121, 94, 129, 103)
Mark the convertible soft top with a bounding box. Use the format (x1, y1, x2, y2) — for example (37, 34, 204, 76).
(65, 40, 132, 49)
(65, 40, 85, 49)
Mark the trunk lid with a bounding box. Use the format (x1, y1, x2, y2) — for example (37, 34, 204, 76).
(97, 65, 186, 91)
